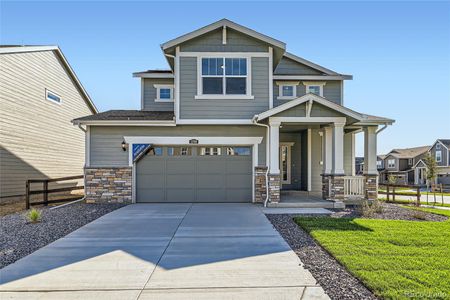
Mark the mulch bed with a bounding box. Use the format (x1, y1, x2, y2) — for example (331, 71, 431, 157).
(0, 201, 126, 269)
(266, 203, 447, 300)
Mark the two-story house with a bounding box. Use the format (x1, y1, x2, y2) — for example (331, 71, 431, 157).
(73, 19, 394, 206)
(379, 146, 430, 185)
(413, 139, 450, 186)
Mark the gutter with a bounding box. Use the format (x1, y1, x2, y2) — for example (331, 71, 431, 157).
(252, 115, 270, 207)
(376, 123, 389, 134)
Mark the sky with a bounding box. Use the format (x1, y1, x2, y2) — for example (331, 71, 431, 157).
(1, 1, 449, 156)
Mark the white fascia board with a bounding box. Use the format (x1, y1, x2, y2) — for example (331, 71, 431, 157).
(283, 52, 340, 76)
(133, 73, 174, 78)
(176, 119, 254, 125)
(273, 75, 353, 80)
(72, 120, 176, 126)
(269, 116, 347, 125)
(124, 136, 263, 145)
(0, 45, 58, 54)
(256, 93, 363, 121)
(161, 19, 286, 51)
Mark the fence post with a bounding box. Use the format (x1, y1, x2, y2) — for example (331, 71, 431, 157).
(416, 186, 420, 207)
(441, 184, 444, 206)
(392, 186, 396, 202)
(386, 185, 390, 202)
(43, 180, 49, 206)
(25, 180, 30, 209)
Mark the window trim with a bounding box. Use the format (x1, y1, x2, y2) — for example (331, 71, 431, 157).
(303, 81, 326, 97)
(45, 89, 62, 105)
(154, 84, 174, 102)
(387, 158, 395, 168)
(195, 54, 254, 100)
(276, 81, 299, 100)
(436, 144, 441, 150)
(408, 158, 414, 165)
(280, 142, 294, 185)
(436, 150, 442, 162)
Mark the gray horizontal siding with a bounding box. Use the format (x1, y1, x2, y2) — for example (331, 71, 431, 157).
(142, 78, 174, 111)
(89, 125, 267, 167)
(274, 57, 323, 75)
(180, 28, 268, 52)
(274, 80, 342, 106)
(0, 50, 92, 198)
(179, 57, 270, 119)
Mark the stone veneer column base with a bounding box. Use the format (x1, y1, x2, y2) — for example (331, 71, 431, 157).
(364, 174, 378, 202)
(254, 166, 268, 203)
(321, 174, 345, 201)
(85, 167, 132, 204)
(268, 174, 281, 203)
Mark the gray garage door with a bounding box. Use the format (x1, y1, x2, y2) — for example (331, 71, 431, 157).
(136, 146, 252, 203)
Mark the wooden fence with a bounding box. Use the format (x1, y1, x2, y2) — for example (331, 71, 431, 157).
(26, 175, 84, 209)
(378, 183, 421, 205)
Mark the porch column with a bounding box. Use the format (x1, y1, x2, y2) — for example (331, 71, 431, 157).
(331, 122, 345, 175)
(269, 120, 281, 174)
(363, 126, 378, 175)
(363, 126, 378, 201)
(322, 126, 333, 174)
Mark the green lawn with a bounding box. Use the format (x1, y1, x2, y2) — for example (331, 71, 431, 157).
(294, 208, 450, 299)
(378, 197, 450, 208)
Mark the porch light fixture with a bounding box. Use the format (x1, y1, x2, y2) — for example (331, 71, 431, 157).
(121, 140, 128, 151)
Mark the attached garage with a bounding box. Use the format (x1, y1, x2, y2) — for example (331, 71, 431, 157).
(136, 146, 253, 203)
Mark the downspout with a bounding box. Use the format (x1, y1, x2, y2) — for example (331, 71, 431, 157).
(376, 123, 388, 134)
(252, 115, 271, 207)
(77, 124, 87, 133)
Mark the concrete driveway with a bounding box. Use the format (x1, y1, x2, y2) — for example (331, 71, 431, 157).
(0, 203, 328, 299)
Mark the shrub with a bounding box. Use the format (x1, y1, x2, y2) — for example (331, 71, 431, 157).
(27, 208, 41, 223)
(411, 210, 427, 220)
(358, 200, 383, 217)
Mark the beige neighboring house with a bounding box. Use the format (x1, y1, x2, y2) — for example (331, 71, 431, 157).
(0, 45, 97, 203)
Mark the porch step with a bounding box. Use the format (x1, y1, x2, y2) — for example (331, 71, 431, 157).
(267, 201, 338, 209)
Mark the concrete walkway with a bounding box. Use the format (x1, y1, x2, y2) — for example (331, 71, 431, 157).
(0, 203, 329, 299)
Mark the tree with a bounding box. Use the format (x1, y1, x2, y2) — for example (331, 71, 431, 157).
(423, 153, 437, 203)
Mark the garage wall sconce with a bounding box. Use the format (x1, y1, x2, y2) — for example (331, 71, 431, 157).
(121, 140, 128, 151)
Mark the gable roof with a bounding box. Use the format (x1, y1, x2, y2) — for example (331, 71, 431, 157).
(387, 146, 430, 159)
(0, 45, 98, 114)
(161, 18, 286, 51)
(413, 159, 427, 169)
(432, 139, 450, 150)
(72, 110, 175, 125)
(254, 93, 394, 125)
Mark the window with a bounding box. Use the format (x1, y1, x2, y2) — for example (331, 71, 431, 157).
(226, 147, 251, 156)
(408, 158, 414, 165)
(303, 82, 326, 97)
(280, 144, 292, 184)
(199, 57, 250, 97)
(147, 147, 163, 156)
(200, 147, 221, 156)
(377, 160, 382, 167)
(436, 144, 441, 150)
(168, 147, 192, 156)
(436, 150, 442, 162)
(154, 85, 174, 102)
(45, 89, 61, 104)
(387, 159, 395, 168)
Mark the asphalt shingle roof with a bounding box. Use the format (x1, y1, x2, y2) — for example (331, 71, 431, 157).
(73, 110, 174, 122)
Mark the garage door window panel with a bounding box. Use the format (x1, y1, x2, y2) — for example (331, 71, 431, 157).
(168, 147, 192, 156)
(226, 147, 251, 156)
(200, 147, 222, 156)
(147, 147, 163, 156)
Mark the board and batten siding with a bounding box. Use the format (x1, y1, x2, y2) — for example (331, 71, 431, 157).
(273, 80, 342, 106)
(89, 125, 267, 166)
(0, 50, 94, 198)
(179, 56, 270, 119)
(142, 78, 174, 111)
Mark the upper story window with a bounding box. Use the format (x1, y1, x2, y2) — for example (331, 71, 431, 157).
(408, 158, 414, 165)
(196, 57, 253, 99)
(303, 82, 326, 97)
(436, 144, 441, 150)
(436, 150, 442, 162)
(276, 81, 299, 100)
(377, 160, 382, 167)
(154, 84, 174, 102)
(45, 89, 61, 104)
(387, 159, 395, 168)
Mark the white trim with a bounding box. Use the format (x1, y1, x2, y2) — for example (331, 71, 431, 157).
(436, 150, 442, 162)
(85, 126, 90, 167)
(179, 51, 270, 58)
(132, 162, 136, 203)
(279, 142, 294, 185)
(351, 132, 355, 176)
(176, 119, 253, 125)
(269, 116, 347, 124)
(252, 143, 258, 202)
(307, 128, 312, 191)
(256, 93, 362, 121)
(222, 25, 227, 44)
(45, 88, 62, 105)
(277, 82, 298, 100)
(269, 121, 280, 174)
(274, 75, 352, 80)
(331, 123, 345, 175)
(161, 19, 286, 50)
(175, 46, 180, 123)
(303, 81, 326, 97)
(153, 84, 174, 102)
(387, 158, 395, 168)
(0, 45, 58, 54)
(133, 72, 174, 79)
(73, 120, 176, 126)
(196, 55, 253, 99)
(431, 140, 449, 151)
(269, 47, 273, 109)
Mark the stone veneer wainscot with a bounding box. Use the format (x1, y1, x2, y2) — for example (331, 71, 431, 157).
(85, 167, 132, 203)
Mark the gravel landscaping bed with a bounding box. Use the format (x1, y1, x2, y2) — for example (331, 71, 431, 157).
(0, 201, 126, 269)
(267, 214, 377, 300)
(331, 202, 447, 221)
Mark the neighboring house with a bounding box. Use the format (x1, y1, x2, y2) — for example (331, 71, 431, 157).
(355, 157, 364, 175)
(0, 46, 97, 202)
(73, 19, 394, 206)
(377, 155, 386, 171)
(379, 146, 430, 185)
(414, 139, 450, 185)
